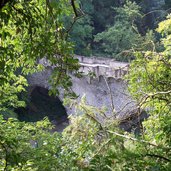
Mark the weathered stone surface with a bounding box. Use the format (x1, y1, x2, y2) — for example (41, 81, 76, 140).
(27, 68, 52, 90)
(76, 55, 129, 79)
(27, 56, 136, 119)
(71, 75, 136, 117)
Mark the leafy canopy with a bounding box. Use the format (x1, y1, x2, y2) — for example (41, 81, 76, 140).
(94, 1, 155, 61)
(0, 0, 80, 112)
(0, 0, 171, 171)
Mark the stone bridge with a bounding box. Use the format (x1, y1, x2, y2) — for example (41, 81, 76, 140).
(38, 55, 129, 80)
(27, 56, 136, 120)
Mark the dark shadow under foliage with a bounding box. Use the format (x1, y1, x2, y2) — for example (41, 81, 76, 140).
(16, 86, 68, 124)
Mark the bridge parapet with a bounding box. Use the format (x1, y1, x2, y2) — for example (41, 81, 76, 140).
(38, 55, 129, 79)
(76, 55, 129, 79)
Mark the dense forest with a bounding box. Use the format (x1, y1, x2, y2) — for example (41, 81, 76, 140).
(69, 0, 171, 61)
(0, 0, 171, 170)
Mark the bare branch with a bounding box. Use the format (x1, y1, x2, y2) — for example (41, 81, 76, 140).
(107, 130, 159, 147)
(146, 153, 171, 162)
(139, 90, 171, 107)
(103, 76, 115, 115)
(80, 104, 104, 130)
(71, 0, 78, 17)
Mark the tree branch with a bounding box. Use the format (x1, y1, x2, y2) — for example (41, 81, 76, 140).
(139, 90, 171, 107)
(146, 153, 171, 162)
(103, 76, 115, 115)
(71, 0, 78, 17)
(107, 130, 159, 147)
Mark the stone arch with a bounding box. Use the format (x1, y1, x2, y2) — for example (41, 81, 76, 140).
(16, 86, 68, 132)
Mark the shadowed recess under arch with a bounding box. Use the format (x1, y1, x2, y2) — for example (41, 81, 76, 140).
(16, 86, 68, 131)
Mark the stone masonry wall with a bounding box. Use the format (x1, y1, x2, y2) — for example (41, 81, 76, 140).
(27, 56, 136, 119)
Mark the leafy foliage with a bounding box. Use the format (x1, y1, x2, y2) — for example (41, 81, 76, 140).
(126, 14, 171, 170)
(1, 93, 171, 170)
(0, 0, 80, 111)
(0, 0, 171, 171)
(94, 1, 155, 61)
(0, 116, 64, 171)
(67, 0, 94, 56)
(67, 0, 168, 59)
(61, 95, 171, 170)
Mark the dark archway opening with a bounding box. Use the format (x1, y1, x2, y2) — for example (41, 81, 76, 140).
(16, 86, 68, 132)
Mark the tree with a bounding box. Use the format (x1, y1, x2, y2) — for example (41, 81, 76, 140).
(59, 14, 171, 170)
(1, 0, 171, 170)
(67, 0, 128, 57)
(94, 0, 155, 61)
(0, 1, 80, 169)
(92, 0, 121, 34)
(125, 14, 171, 170)
(165, 0, 171, 9)
(67, 0, 94, 56)
(0, 0, 80, 113)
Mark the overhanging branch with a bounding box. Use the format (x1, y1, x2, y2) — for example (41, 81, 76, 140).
(71, 0, 78, 17)
(146, 153, 171, 162)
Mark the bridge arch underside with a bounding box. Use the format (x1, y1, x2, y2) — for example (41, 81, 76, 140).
(16, 86, 68, 132)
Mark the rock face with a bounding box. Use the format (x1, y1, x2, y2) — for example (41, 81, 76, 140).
(27, 68, 52, 90)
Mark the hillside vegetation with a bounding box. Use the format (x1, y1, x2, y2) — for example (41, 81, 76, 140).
(0, 0, 171, 170)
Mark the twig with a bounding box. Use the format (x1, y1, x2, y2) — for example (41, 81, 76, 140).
(71, 0, 78, 17)
(103, 76, 115, 114)
(139, 90, 171, 107)
(146, 153, 171, 162)
(65, 16, 83, 39)
(65, 1, 84, 39)
(93, 139, 111, 157)
(107, 130, 158, 147)
(80, 104, 104, 130)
